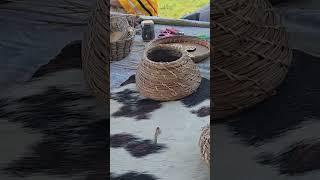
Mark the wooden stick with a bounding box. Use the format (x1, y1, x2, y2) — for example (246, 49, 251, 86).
(139, 16, 210, 28)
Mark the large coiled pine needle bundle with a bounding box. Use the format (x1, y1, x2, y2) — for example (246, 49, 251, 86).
(212, 0, 293, 119)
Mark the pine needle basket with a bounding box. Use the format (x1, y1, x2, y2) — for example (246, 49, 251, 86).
(111, 12, 138, 27)
(199, 125, 210, 166)
(148, 36, 210, 63)
(212, 0, 293, 119)
(136, 44, 202, 101)
(110, 16, 135, 62)
(81, 0, 109, 104)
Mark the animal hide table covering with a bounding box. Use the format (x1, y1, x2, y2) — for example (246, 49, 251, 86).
(0, 41, 108, 179)
(110, 77, 210, 179)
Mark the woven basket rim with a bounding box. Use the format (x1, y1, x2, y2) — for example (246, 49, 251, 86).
(110, 15, 129, 29)
(111, 12, 138, 27)
(148, 35, 210, 46)
(147, 35, 210, 63)
(143, 44, 190, 66)
(111, 26, 136, 43)
(153, 35, 209, 41)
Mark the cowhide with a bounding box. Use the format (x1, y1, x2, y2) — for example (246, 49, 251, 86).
(110, 76, 210, 180)
(0, 38, 210, 179)
(0, 41, 107, 180)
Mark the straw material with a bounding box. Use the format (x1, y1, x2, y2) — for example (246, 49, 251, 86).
(199, 125, 210, 166)
(212, 0, 293, 119)
(149, 36, 210, 63)
(110, 16, 135, 62)
(111, 13, 138, 27)
(136, 44, 202, 101)
(110, 16, 129, 42)
(81, 0, 109, 103)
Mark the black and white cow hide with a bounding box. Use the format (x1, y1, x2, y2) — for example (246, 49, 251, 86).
(110, 76, 210, 179)
(0, 39, 210, 180)
(0, 41, 107, 180)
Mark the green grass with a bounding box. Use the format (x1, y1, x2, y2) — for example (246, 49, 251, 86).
(159, 0, 209, 19)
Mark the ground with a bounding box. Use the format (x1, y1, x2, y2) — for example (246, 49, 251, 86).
(159, 0, 209, 18)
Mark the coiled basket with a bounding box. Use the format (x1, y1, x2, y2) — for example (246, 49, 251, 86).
(110, 16, 135, 62)
(136, 45, 202, 101)
(212, 0, 293, 119)
(111, 12, 138, 27)
(199, 125, 210, 166)
(148, 36, 210, 63)
(81, 0, 109, 104)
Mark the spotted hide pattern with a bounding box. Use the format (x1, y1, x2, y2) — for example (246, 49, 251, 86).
(0, 41, 108, 180)
(110, 76, 210, 180)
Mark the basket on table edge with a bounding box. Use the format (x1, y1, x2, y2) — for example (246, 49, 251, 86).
(110, 16, 135, 62)
(199, 125, 210, 166)
(212, 0, 293, 119)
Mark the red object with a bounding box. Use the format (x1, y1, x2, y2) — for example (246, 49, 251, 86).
(158, 27, 179, 38)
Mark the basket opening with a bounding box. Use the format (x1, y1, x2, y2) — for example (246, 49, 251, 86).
(186, 46, 197, 52)
(147, 48, 182, 62)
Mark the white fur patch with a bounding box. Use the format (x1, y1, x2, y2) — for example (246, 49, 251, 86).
(110, 83, 210, 180)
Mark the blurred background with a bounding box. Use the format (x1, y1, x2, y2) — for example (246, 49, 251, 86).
(159, 0, 209, 18)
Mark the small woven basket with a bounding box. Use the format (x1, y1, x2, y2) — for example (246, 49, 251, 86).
(110, 16, 135, 62)
(111, 12, 138, 27)
(212, 0, 293, 119)
(136, 44, 202, 101)
(148, 36, 210, 63)
(81, 0, 109, 104)
(110, 16, 129, 41)
(199, 125, 210, 166)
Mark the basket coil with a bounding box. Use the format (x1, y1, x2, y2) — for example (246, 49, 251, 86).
(212, 0, 293, 119)
(110, 16, 135, 62)
(81, 0, 109, 104)
(148, 36, 210, 63)
(111, 13, 138, 27)
(136, 44, 202, 101)
(199, 125, 210, 166)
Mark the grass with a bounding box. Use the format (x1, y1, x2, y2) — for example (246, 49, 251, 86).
(159, 0, 209, 19)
